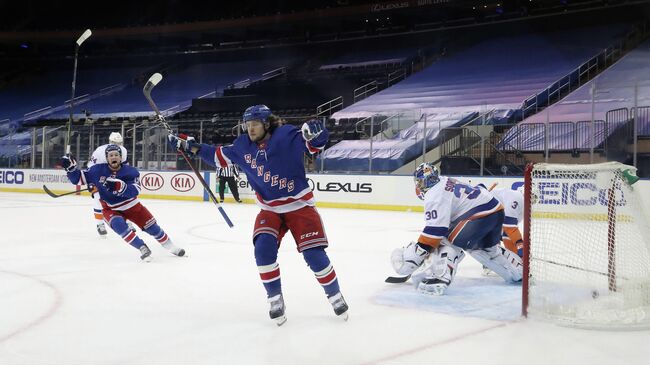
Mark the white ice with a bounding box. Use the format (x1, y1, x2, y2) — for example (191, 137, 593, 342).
(1, 192, 648, 365)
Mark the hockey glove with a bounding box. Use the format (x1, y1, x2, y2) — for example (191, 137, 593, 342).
(301, 119, 329, 148)
(391, 241, 431, 275)
(167, 133, 200, 155)
(60, 154, 78, 172)
(104, 177, 127, 196)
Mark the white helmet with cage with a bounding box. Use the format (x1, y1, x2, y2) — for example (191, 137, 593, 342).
(108, 132, 123, 146)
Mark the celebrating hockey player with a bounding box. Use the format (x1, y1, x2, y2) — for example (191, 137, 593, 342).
(168, 104, 348, 325)
(60, 145, 185, 261)
(391, 162, 523, 295)
(87, 132, 130, 236)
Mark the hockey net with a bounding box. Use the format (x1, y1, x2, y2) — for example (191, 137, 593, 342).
(522, 162, 650, 330)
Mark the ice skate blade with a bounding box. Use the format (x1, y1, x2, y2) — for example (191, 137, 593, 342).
(274, 315, 287, 326)
(141, 256, 152, 263)
(337, 311, 349, 321)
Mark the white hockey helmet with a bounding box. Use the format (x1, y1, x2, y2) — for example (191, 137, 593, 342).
(109, 132, 123, 145)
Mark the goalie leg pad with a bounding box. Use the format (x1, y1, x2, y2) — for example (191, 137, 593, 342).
(391, 241, 430, 275)
(412, 244, 465, 295)
(468, 245, 523, 283)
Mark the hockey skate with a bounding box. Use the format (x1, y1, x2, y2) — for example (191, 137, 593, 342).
(268, 294, 286, 326)
(139, 244, 152, 262)
(328, 292, 349, 321)
(96, 223, 108, 237)
(162, 241, 186, 257)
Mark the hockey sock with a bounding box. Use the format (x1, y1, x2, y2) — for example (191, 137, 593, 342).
(254, 233, 282, 298)
(110, 216, 144, 249)
(302, 247, 341, 298)
(94, 208, 104, 224)
(144, 223, 170, 245)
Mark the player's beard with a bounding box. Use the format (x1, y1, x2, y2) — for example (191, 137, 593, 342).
(108, 160, 120, 171)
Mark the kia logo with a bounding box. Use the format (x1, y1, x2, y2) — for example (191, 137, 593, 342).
(141, 173, 164, 191)
(171, 173, 195, 192)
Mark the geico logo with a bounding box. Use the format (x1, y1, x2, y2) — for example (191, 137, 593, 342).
(141, 173, 163, 191)
(0, 171, 25, 184)
(315, 182, 372, 193)
(300, 231, 320, 239)
(171, 173, 195, 192)
(537, 182, 626, 206)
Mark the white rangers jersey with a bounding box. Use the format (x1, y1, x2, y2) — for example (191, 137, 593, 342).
(419, 176, 502, 247)
(490, 188, 523, 228)
(87, 144, 128, 168)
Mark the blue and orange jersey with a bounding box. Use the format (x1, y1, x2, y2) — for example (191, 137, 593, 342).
(419, 176, 502, 248)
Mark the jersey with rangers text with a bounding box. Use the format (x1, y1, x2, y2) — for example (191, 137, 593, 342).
(196, 125, 321, 213)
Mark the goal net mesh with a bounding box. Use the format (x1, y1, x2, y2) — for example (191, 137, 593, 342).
(525, 162, 650, 329)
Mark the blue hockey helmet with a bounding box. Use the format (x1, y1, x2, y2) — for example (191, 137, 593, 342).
(105, 144, 122, 158)
(414, 162, 440, 200)
(241, 104, 272, 131)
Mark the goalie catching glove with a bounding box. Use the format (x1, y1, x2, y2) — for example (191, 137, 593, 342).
(391, 241, 431, 275)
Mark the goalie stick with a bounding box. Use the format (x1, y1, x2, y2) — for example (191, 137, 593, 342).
(385, 274, 411, 284)
(43, 184, 90, 198)
(385, 182, 498, 284)
(143, 73, 234, 228)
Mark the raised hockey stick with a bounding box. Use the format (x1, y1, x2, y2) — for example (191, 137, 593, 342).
(43, 184, 90, 198)
(65, 29, 92, 154)
(143, 73, 234, 228)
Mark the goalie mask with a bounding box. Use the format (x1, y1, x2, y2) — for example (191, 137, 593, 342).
(414, 162, 440, 200)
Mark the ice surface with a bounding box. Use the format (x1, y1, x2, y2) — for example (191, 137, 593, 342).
(1, 192, 648, 364)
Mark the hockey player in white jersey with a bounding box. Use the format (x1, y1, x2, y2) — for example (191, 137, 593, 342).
(87, 132, 129, 236)
(476, 184, 524, 276)
(391, 162, 523, 295)
(480, 185, 524, 257)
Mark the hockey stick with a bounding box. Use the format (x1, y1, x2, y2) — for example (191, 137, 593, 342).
(65, 29, 92, 154)
(43, 184, 90, 198)
(385, 274, 411, 284)
(142, 73, 234, 228)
